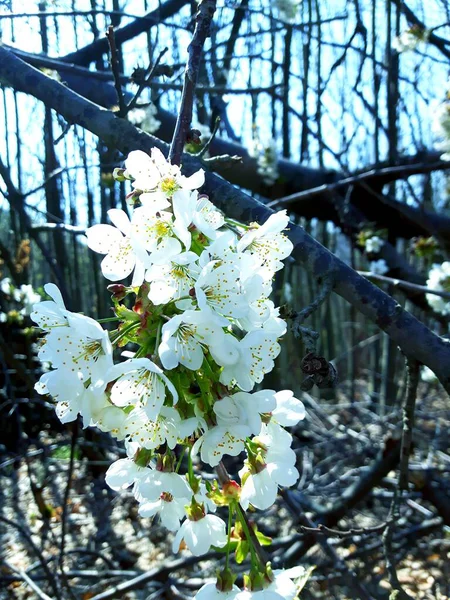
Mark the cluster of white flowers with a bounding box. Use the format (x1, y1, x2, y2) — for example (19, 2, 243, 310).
(127, 104, 161, 135)
(364, 236, 384, 254)
(392, 27, 429, 53)
(426, 261, 450, 315)
(249, 133, 279, 186)
(369, 259, 388, 276)
(0, 277, 41, 323)
(432, 83, 450, 161)
(32, 148, 307, 597)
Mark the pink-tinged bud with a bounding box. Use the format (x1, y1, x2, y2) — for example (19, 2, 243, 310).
(107, 283, 126, 301)
(133, 298, 144, 314)
(222, 480, 241, 501)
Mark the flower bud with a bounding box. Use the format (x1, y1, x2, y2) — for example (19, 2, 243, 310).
(113, 167, 127, 182)
(107, 283, 127, 301)
(216, 567, 237, 592)
(222, 480, 241, 501)
(186, 498, 206, 521)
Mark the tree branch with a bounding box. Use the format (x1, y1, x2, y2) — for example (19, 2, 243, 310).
(1, 44, 449, 391)
(59, 0, 189, 66)
(168, 0, 216, 165)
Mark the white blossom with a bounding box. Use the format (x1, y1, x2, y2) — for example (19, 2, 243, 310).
(146, 251, 200, 305)
(237, 211, 293, 274)
(274, 0, 300, 24)
(236, 566, 307, 600)
(106, 357, 178, 421)
(124, 406, 199, 450)
(392, 28, 429, 53)
(31, 283, 68, 330)
(172, 513, 227, 556)
(132, 207, 184, 262)
(125, 148, 204, 209)
(128, 104, 161, 134)
(105, 441, 148, 491)
(159, 310, 238, 371)
(240, 425, 298, 510)
(433, 91, 450, 160)
(364, 236, 384, 254)
(369, 259, 389, 275)
(139, 494, 187, 531)
(86, 209, 148, 286)
(220, 330, 281, 391)
(249, 134, 279, 185)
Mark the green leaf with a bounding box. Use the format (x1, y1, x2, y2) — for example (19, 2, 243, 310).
(235, 540, 249, 564)
(256, 531, 272, 546)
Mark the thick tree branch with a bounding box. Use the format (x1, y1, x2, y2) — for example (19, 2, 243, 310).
(7, 43, 450, 244)
(59, 0, 189, 66)
(1, 45, 450, 391)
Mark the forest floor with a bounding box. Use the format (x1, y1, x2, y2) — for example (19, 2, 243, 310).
(0, 379, 449, 600)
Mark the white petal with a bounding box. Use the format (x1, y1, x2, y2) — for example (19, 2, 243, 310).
(43, 283, 65, 307)
(273, 390, 306, 425)
(139, 499, 161, 518)
(101, 239, 136, 281)
(172, 521, 186, 553)
(159, 340, 179, 370)
(181, 169, 205, 190)
(105, 458, 142, 490)
(107, 209, 131, 235)
(86, 224, 122, 254)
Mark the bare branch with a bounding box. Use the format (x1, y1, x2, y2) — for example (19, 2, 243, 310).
(169, 0, 217, 165)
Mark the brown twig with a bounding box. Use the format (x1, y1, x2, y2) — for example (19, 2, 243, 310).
(382, 358, 420, 600)
(58, 421, 78, 600)
(126, 47, 169, 115)
(194, 116, 221, 159)
(4, 562, 56, 600)
(168, 0, 217, 165)
(0, 515, 61, 599)
(105, 26, 127, 117)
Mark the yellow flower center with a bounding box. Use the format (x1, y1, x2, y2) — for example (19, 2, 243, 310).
(160, 177, 180, 196)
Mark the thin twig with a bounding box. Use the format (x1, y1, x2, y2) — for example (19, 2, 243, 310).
(4, 562, 56, 600)
(399, 359, 420, 492)
(0, 515, 61, 599)
(359, 271, 450, 301)
(106, 25, 127, 117)
(169, 0, 217, 165)
(58, 421, 78, 600)
(126, 47, 168, 115)
(298, 521, 390, 538)
(382, 358, 419, 600)
(194, 116, 221, 159)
